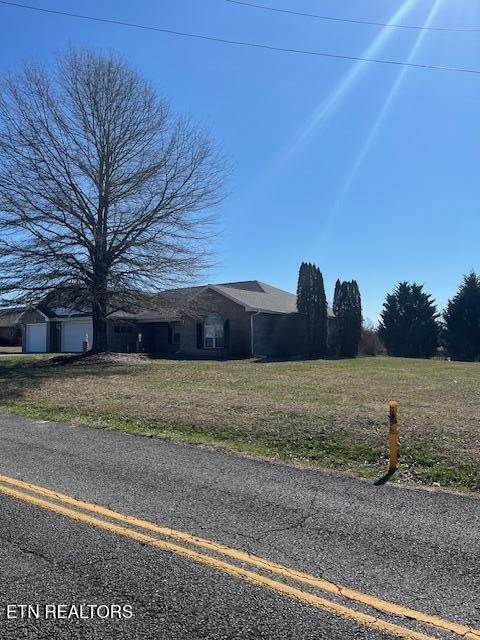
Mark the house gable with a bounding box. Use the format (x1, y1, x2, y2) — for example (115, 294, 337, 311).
(177, 287, 251, 356)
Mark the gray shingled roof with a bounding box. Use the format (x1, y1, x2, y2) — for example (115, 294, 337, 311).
(20, 281, 334, 322)
(211, 281, 297, 314)
(113, 287, 205, 322)
(212, 281, 334, 316)
(109, 281, 303, 321)
(126, 280, 333, 318)
(117, 281, 303, 319)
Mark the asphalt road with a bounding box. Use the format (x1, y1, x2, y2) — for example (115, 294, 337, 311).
(0, 413, 478, 639)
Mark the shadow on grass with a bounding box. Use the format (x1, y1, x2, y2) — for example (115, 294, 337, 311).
(373, 468, 396, 486)
(253, 354, 360, 364)
(144, 352, 232, 361)
(145, 353, 313, 363)
(253, 355, 331, 364)
(0, 355, 135, 407)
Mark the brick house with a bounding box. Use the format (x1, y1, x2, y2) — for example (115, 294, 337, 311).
(18, 280, 334, 357)
(0, 309, 22, 346)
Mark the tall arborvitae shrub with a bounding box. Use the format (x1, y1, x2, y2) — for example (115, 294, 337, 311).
(350, 280, 363, 356)
(297, 262, 327, 358)
(313, 265, 328, 358)
(333, 280, 362, 357)
(378, 282, 439, 358)
(297, 262, 312, 355)
(443, 272, 480, 361)
(333, 279, 341, 311)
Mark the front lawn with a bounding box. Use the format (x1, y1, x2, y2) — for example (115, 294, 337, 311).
(0, 354, 478, 492)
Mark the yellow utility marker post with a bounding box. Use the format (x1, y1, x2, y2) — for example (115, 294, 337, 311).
(389, 401, 398, 470)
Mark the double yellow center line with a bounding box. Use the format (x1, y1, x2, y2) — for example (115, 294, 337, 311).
(0, 473, 477, 640)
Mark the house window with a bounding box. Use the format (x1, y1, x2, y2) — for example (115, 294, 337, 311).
(114, 325, 133, 334)
(173, 323, 181, 345)
(168, 322, 181, 345)
(204, 314, 224, 349)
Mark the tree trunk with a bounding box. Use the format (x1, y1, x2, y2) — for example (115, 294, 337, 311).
(91, 264, 109, 353)
(92, 311, 108, 353)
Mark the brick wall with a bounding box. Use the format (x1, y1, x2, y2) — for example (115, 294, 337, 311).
(176, 289, 252, 357)
(0, 326, 21, 346)
(253, 313, 303, 358)
(107, 321, 138, 353)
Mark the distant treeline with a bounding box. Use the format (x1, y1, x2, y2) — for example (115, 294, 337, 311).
(297, 264, 480, 362)
(378, 272, 480, 362)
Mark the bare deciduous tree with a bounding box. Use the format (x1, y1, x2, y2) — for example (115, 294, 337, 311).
(0, 49, 226, 352)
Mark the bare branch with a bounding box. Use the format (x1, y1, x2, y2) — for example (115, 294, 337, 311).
(0, 49, 227, 351)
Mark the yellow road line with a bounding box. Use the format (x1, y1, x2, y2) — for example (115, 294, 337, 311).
(0, 481, 438, 640)
(0, 473, 478, 640)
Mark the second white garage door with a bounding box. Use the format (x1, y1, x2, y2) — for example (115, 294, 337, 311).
(61, 321, 93, 353)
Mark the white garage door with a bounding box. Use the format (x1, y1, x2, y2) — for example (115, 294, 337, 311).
(62, 321, 93, 353)
(26, 323, 47, 353)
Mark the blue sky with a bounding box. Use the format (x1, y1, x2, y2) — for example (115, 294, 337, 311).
(1, 0, 479, 321)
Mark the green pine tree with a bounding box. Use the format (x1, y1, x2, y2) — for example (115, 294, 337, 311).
(312, 265, 328, 358)
(333, 280, 362, 358)
(333, 279, 341, 312)
(443, 272, 480, 361)
(350, 280, 363, 356)
(297, 262, 312, 355)
(296, 262, 327, 358)
(378, 282, 439, 358)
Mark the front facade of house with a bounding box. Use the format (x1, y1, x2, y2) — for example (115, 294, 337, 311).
(18, 281, 334, 358)
(0, 310, 22, 346)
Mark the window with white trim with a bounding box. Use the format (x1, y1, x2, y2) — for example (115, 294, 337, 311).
(204, 314, 224, 349)
(172, 322, 181, 345)
(168, 322, 181, 345)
